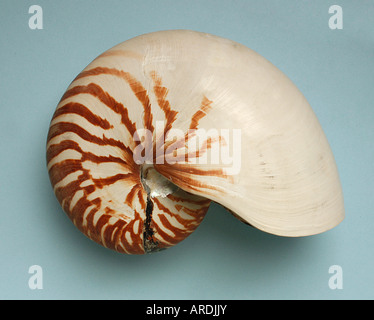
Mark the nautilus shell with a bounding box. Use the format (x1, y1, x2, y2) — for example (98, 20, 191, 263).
(46, 30, 344, 254)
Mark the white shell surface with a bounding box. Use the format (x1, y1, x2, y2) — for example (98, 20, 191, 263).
(111, 30, 344, 236)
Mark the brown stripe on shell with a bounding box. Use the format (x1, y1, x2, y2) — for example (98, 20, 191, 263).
(47, 140, 131, 172)
(75, 67, 154, 134)
(47, 122, 135, 167)
(153, 197, 207, 228)
(150, 70, 179, 134)
(125, 184, 144, 208)
(53, 102, 113, 130)
(59, 83, 138, 140)
(154, 163, 231, 196)
(166, 193, 211, 206)
(189, 96, 213, 130)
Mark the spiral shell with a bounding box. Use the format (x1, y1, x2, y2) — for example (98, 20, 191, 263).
(47, 30, 344, 254)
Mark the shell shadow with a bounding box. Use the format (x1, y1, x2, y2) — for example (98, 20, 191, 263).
(199, 201, 318, 259)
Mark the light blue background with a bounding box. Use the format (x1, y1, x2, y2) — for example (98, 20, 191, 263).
(1, 0, 373, 300)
